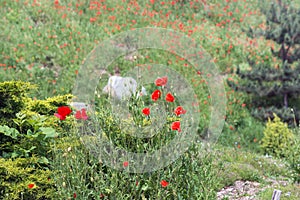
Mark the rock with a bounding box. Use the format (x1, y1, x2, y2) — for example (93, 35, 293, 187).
(103, 76, 147, 100)
(217, 180, 262, 200)
(70, 102, 90, 111)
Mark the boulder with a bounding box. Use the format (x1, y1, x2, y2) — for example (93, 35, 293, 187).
(103, 76, 147, 100)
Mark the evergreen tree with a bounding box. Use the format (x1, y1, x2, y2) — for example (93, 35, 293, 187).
(228, 0, 300, 124)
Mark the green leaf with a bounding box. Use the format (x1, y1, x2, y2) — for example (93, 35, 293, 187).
(0, 125, 20, 139)
(38, 156, 50, 164)
(141, 183, 149, 191)
(26, 129, 40, 138)
(40, 127, 59, 139)
(11, 152, 19, 159)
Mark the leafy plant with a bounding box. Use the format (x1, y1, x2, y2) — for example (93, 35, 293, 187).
(261, 113, 294, 157)
(0, 157, 55, 200)
(0, 115, 60, 159)
(0, 81, 36, 128)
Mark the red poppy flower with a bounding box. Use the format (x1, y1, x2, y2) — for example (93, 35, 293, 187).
(28, 183, 35, 189)
(155, 76, 168, 86)
(142, 107, 150, 116)
(54, 106, 72, 120)
(90, 17, 97, 23)
(123, 161, 129, 167)
(165, 92, 175, 102)
(151, 89, 161, 101)
(171, 121, 181, 132)
(160, 180, 169, 187)
(75, 108, 88, 120)
(174, 106, 186, 116)
(73, 192, 77, 198)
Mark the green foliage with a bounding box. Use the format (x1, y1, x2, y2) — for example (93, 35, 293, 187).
(285, 136, 300, 183)
(25, 94, 73, 115)
(217, 86, 264, 152)
(263, 1, 300, 63)
(52, 137, 220, 200)
(0, 115, 60, 159)
(261, 114, 294, 157)
(0, 81, 73, 159)
(228, 62, 300, 122)
(0, 81, 36, 127)
(1, 0, 299, 198)
(229, 1, 300, 124)
(0, 157, 55, 200)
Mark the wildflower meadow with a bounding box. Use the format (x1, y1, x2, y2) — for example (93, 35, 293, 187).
(0, 0, 300, 199)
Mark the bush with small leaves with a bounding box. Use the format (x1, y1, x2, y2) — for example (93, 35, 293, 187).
(0, 157, 55, 200)
(261, 114, 294, 158)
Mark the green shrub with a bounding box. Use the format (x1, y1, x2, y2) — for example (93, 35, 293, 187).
(0, 81, 36, 128)
(0, 80, 76, 199)
(25, 94, 73, 115)
(261, 114, 295, 158)
(0, 81, 73, 131)
(0, 81, 74, 159)
(0, 157, 55, 200)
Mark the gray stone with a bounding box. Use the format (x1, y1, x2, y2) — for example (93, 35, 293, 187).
(103, 76, 146, 100)
(70, 102, 89, 111)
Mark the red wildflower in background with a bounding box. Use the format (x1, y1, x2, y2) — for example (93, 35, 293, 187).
(75, 108, 88, 120)
(54, 106, 72, 120)
(155, 76, 168, 86)
(54, 0, 59, 6)
(174, 106, 186, 116)
(165, 92, 175, 102)
(171, 121, 181, 132)
(142, 107, 150, 116)
(123, 161, 129, 167)
(28, 183, 35, 189)
(73, 192, 77, 198)
(160, 180, 169, 187)
(151, 90, 161, 101)
(90, 17, 97, 23)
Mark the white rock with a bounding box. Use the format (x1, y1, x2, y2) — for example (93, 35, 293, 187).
(103, 76, 147, 100)
(70, 102, 90, 111)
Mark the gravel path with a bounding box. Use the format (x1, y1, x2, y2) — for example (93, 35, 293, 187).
(217, 179, 293, 200)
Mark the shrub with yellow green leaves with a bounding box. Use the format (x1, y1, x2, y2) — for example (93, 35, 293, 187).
(0, 157, 55, 200)
(0, 81, 74, 159)
(261, 114, 295, 158)
(0, 81, 36, 128)
(0, 81, 76, 199)
(0, 81, 73, 131)
(25, 94, 73, 115)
